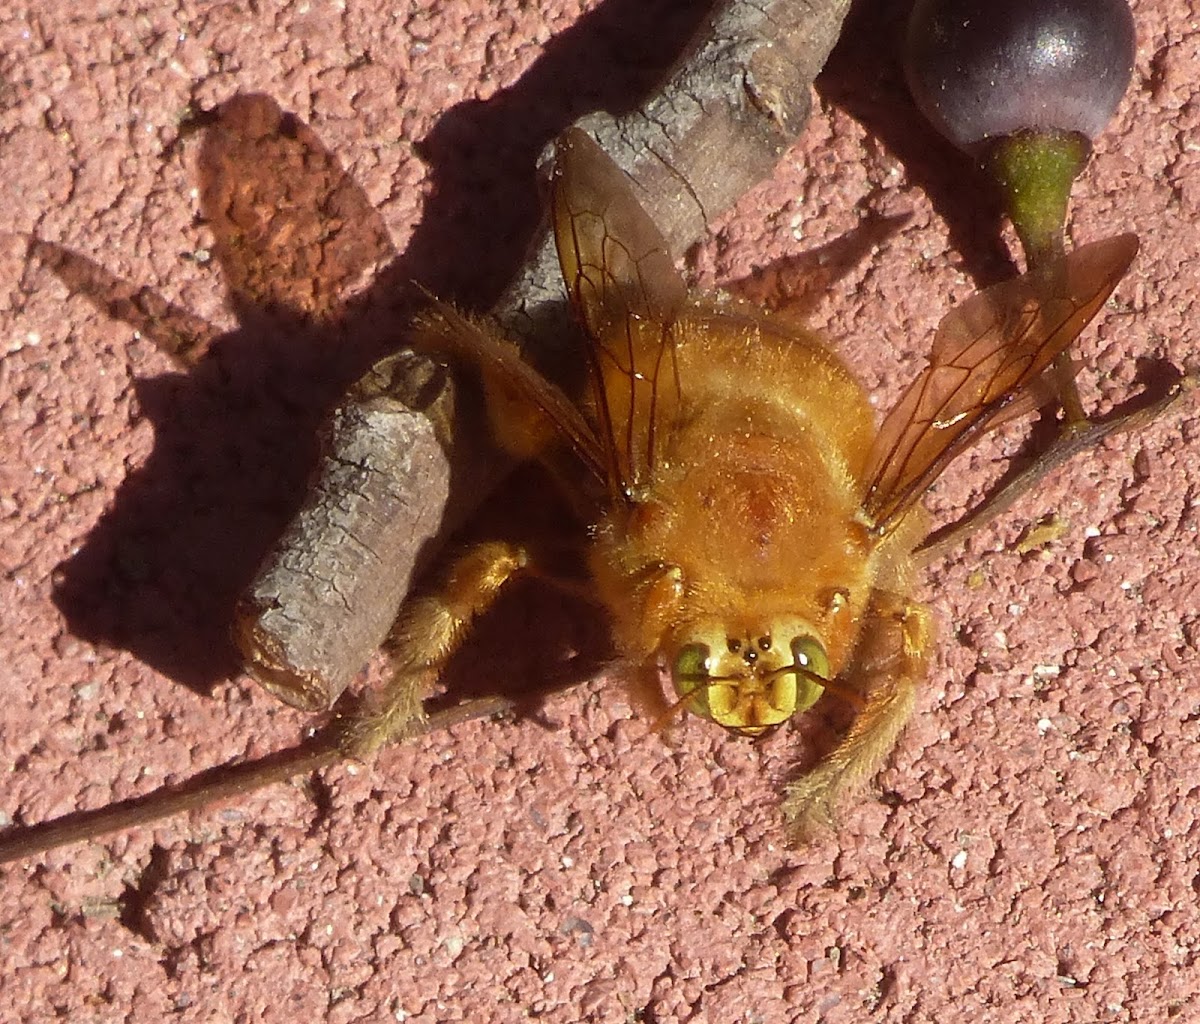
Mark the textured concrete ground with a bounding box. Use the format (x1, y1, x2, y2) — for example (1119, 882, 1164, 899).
(3, 1, 1199, 1022)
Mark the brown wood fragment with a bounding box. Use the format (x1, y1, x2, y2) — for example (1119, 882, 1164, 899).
(234, 352, 457, 709)
(496, 0, 853, 340)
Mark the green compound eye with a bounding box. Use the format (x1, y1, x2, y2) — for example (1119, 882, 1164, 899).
(671, 642, 719, 723)
(671, 643, 712, 696)
(668, 629, 832, 735)
(790, 636, 830, 682)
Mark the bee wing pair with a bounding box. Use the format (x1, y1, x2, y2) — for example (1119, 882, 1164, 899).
(445, 127, 1136, 542)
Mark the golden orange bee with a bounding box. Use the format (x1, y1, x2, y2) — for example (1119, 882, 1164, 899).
(343, 128, 1139, 839)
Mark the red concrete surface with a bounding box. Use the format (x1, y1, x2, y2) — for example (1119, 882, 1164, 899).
(3, 1, 1199, 1022)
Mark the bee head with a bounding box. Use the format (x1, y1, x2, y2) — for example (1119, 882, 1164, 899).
(668, 619, 830, 736)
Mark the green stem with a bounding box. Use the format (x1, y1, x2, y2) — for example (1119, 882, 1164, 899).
(984, 129, 1093, 423)
(984, 128, 1091, 269)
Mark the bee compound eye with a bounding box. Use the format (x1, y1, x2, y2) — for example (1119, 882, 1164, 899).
(790, 636, 831, 681)
(671, 642, 712, 694)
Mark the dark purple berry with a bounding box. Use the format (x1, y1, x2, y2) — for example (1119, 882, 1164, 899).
(904, 0, 1136, 153)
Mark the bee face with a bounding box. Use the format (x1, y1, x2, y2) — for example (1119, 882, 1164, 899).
(669, 619, 831, 736)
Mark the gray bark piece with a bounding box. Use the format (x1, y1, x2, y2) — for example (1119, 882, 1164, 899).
(235, 353, 461, 710)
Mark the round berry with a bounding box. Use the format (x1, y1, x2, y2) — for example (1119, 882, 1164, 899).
(904, 0, 1136, 153)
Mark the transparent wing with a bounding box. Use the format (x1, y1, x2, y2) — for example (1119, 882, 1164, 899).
(552, 128, 688, 501)
(864, 233, 1139, 536)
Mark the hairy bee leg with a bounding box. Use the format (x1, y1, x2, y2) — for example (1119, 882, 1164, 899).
(339, 541, 528, 758)
(782, 597, 933, 843)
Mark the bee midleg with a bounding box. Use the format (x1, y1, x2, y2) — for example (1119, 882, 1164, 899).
(782, 593, 933, 841)
(339, 541, 529, 758)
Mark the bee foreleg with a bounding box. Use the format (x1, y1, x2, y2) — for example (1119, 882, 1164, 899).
(782, 596, 932, 843)
(339, 541, 529, 758)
